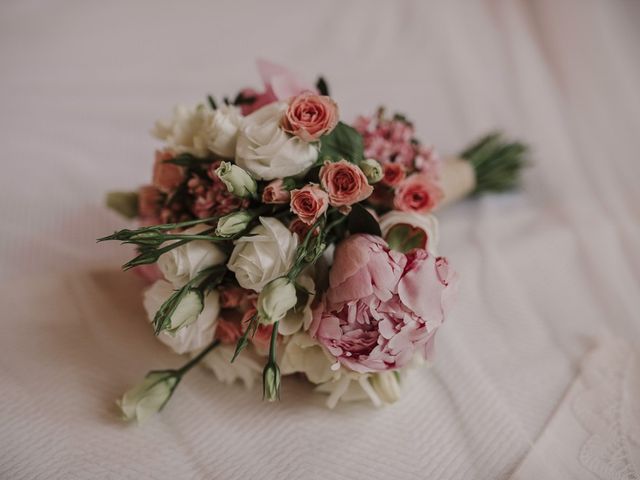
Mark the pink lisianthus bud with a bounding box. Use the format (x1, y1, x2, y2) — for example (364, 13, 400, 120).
(262, 179, 291, 204)
(290, 184, 329, 225)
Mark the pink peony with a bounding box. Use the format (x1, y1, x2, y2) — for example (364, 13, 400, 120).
(238, 60, 317, 116)
(311, 234, 455, 373)
(153, 150, 184, 193)
(281, 92, 338, 142)
(290, 184, 329, 225)
(319, 160, 373, 207)
(381, 163, 406, 187)
(262, 179, 291, 204)
(393, 173, 443, 213)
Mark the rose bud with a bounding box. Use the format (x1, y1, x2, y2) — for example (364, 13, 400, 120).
(360, 158, 383, 184)
(257, 277, 297, 325)
(116, 371, 180, 423)
(215, 161, 257, 199)
(262, 178, 291, 204)
(215, 211, 253, 237)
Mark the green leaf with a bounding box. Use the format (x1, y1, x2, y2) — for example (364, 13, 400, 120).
(385, 224, 427, 253)
(317, 121, 365, 164)
(106, 191, 138, 219)
(165, 153, 213, 167)
(347, 203, 381, 237)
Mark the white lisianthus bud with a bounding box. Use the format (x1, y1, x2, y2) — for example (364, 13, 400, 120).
(116, 371, 179, 423)
(215, 161, 258, 198)
(257, 277, 297, 325)
(370, 371, 402, 404)
(360, 158, 383, 184)
(262, 362, 281, 402)
(215, 211, 253, 237)
(168, 289, 204, 332)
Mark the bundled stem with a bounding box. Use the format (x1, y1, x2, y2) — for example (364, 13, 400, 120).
(460, 132, 529, 194)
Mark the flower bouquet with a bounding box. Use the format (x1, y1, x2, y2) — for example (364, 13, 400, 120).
(102, 61, 526, 422)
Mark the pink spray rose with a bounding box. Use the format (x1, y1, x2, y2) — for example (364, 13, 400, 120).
(215, 317, 243, 345)
(290, 184, 329, 225)
(238, 59, 317, 116)
(311, 234, 455, 373)
(319, 160, 373, 208)
(152, 150, 184, 193)
(281, 92, 339, 142)
(138, 185, 162, 221)
(393, 173, 443, 213)
(381, 163, 406, 187)
(262, 179, 291, 204)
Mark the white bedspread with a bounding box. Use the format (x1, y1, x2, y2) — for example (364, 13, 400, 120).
(1, 1, 639, 478)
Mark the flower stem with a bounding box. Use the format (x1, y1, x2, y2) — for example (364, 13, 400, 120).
(176, 339, 220, 376)
(268, 321, 279, 364)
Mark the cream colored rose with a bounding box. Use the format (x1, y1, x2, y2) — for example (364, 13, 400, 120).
(280, 333, 335, 384)
(227, 217, 298, 292)
(278, 274, 315, 335)
(143, 280, 220, 354)
(157, 225, 226, 287)
(152, 104, 242, 158)
(235, 102, 318, 180)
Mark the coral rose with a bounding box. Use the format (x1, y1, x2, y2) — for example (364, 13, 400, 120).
(153, 150, 184, 193)
(290, 184, 329, 225)
(393, 173, 443, 213)
(319, 160, 373, 207)
(281, 92, 339, 142)
(381, 163, 406, 187)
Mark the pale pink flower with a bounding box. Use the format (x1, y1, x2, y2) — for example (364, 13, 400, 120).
(290, 184, 329, 225)
(311, 234, 455, 373)
(381, 163, 406, 187)
(281, 92, 338, 142)
(153, 150, 184, 193)
(215, 317, 243, 345)
(262, 179, 291, 204)
(238, 59, 317, 116)
(138, 185, 162, 220)
(220, 286, 250, 309)
(393, 173, 443, 213)
(240, 304, 274, 355)
(319, 160, 373, 207)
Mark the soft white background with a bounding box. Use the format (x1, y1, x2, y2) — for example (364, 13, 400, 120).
(1, 1, 639, 479)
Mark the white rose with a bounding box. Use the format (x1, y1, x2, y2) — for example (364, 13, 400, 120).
(143, 280, 220, 354)
(158, 225, 227, 287)
(280, 333, 335, 384)
(228, 217, 298, 292)
(379, 211, 440, 255)
(199, 344, 262, 389)
(235, 102, 318, 180)
(207, 105, 243, 158)
(152, 104, 241, 159)
(116, 371, 178, 423)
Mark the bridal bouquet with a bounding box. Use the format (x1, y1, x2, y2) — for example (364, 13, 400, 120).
(102, 61, 526, 422)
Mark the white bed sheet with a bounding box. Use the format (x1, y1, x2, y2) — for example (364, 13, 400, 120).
(1, 1, 639, 478)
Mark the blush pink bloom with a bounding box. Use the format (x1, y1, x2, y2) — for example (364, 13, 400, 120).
(220, 286, 250, 309)
(281, 92, 339, 142)
(288, 218, 319, 239)
(215, 317, 243, 345)
(393, 173, 443, 213)
(262, 179, 291, 204)
(319, 160, 373, 207)
(290, 184, 329, 225)
(311, 234, 456, 373)
(381, 163, 406, 187)
(238, 59, 317, 116)
(241, 305, 275, 355)
(138, 185, 162, 220)
(153, 150, 184, 193)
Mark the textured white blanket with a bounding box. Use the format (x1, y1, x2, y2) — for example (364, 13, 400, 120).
(1, 1, 639, 478)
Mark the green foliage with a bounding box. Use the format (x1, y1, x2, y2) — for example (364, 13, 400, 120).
(106, 191, 139, 219)
(317, 121, 365, 164)
(347, 203, 381, 237)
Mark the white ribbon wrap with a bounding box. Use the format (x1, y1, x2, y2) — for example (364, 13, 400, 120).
(438, 157, 476, 208)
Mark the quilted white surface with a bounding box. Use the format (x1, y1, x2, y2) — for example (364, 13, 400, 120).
(1, 1, 639, 478)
